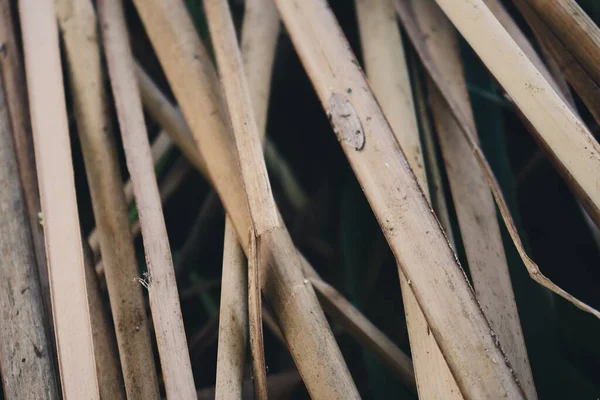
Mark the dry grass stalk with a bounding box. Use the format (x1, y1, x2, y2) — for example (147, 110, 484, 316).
(241, 0, 280, 138)
(429, 0, 600, 230)
(397, 0, 600, 319)
(56, 1, 160, 397)
(274, 0, 529, 397)
(98, 0, 195, 398)
(19, 0, 99, 396)
(131, 0, 360, 397)
(205, 0, 307, 396)
(522, 0, 600, 86)
(215, 218, 248, 400)
(0, 0, 51, 330)
(409, 2, 537, 397)
(514, 0, 600, 126)
(215, 2, 280, 396)
(0, 77, 59, 399)
(354, 0, 460, 397)
(82, 239, 126, 400)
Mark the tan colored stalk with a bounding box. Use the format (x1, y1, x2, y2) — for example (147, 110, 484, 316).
(205, 1, 311, 397)
(88, 131, 174, 259)
(430, 0, 600, 229)
(411, 2, 536, 397)
(0, 0, 51, 330)
(98, 0, 195, 398)
(215, 218, 248, 400)
(397, 0, 600, 318)
(411, 58, 456, 248)
(355, 0, 460, 397)
(0, 78, 59, 399)
(19, 0, 99, 396)
(216, 2, 279, 396)
(274, 0, 528, 397)
(82, 240, 126, 400)
(522, 0, 600, 86)
(132, 0, 360, 397)
(241, 0, 280, 138)
(514, 0, 600, 126)
(56, 1, 160, 397)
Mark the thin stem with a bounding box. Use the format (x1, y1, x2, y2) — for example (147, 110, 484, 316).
(19, 0, 99, 396)
(98, 0, 195, 397)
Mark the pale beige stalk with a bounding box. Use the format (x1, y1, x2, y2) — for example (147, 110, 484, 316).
(410, 2, 537, 397)
(274, 0, 526, 397)
(355, 0, 461, 397)
(98, 0, 195, 398)
(0, 0, 51, 335)
(56, 1, 160, 397)
(241, 0, 280, 138)
(215, 218, 248, 400)
(216, 1, 278, 397)
(132, 0, 360, 397)
(0, 78, 59, 400)
(19, 0, 99, 396)
(205, 0, 323, 396)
